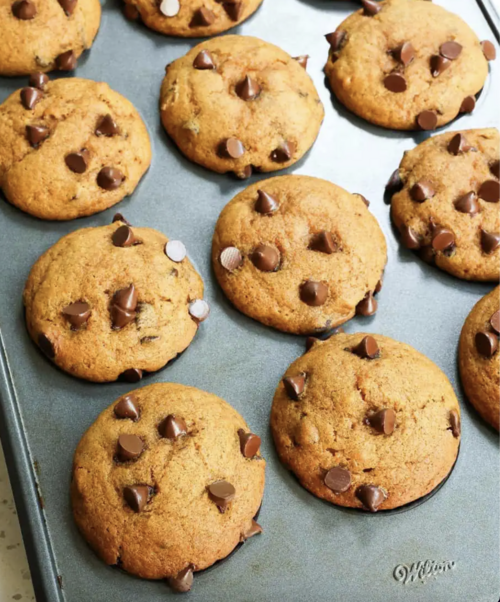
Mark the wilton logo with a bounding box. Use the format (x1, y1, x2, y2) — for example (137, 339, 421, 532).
(394, 560, 456, 585)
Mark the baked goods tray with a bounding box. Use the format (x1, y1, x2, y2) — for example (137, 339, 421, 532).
(0, 0, 498, 600)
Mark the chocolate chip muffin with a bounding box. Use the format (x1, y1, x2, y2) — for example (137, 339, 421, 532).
(0, 77, 151, 220)
(459, 287, 500, 430)
(72, 383, 265, 592)
(122, 0, 263, 37)
(0, 0, 101, 76)
(160, 36, 324, 179)
(271, 333, 461, 511)
(389, 128, 499, 281)
(324, 0, 495, 130)
(212, 175, 386, 334)
(24, 220, 208, 382)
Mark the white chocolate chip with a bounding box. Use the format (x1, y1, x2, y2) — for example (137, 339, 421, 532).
(160, 0, 180, 17)
(165, 240, 186, 263)
(189, 299, 210, 323)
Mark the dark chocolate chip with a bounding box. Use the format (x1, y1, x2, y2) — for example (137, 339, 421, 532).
(112, 225, 136, 248)
(250, 244, 280, 272)
(448, 133, 473, 155)
(110, 305, 136, 329)
(459, 95, 476, 113)
(120, 368, 143, 383)
(234, 165, 252, 179)
(454, 191, 479, 214)
(270, 141, 295, 163)
(56, 50, 77, 71)
(236, 75, 261, 101)
(26, 125, 49, 148)
(410, 180, 435, 202)
(114, 395, 140, 420)
(324, 467, 351, 494)
(117, 434, 144, 462)
(238, 429, 261, 458)
(431, 55, 451, 77)
(168, 566, 194, 593)
(240, 519, 263, 541)
(440, 41, 462, 60)
(221, 137, 245, 159)
(356, 292, 377, 316)
(20, 87, 42, 110)
(58, 0, 77, 16)
(300, 280, 328, 307)
(123, 485, 149, 512)
(366, 409, 396, 435)
(38, 334, 55, 359)
(475, 331, 498, 357)
(208, 480, 235, 512)
(393, 42, 415, 66)
(399, 224, 421, 249)
(490, 310, 500, 335)
(65, 149, 90, 173)
(384, 72, 407, 93)
(188, 299, 210, 323)
(62, 301, 91, 328)
(481, 40, 496, 61)
(480, 229, 500, 254)
(352, 335, 380, 359)
(361, 0, 381, 16)
(490, 160, 499, 179)
(12, 0, 36, 19)
(432, 228, 455, 252)
(478, 180, 500, 203)
(159, 415, 187, 440)
(293, 55, 309, 69)
(112, 213, 131, 225)
(219, 247, 243, 272)
(113, 284, 138, 311)
(193, 50, 215, 70)
(325, 30, 346, 52)
(190, 6, 215, 26)
(417, 110, 438, 130)
(386, 169, 403, 194)
(28, 73, 49, 90)
(449, 410, 460, 438)
(97, 167, 124, 191)
(255, 190, 279, 215)
(355, 484, 386, 512)
(95, 114, 119, 137)
(283, 373, 306, 400)
(123, 2, 139, 19)
(309, 231, 337, 254)
(375, 277, 383, 293)
(223, 1, 243, 21)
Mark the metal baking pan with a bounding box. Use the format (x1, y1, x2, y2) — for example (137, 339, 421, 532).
(0, 0, 498, 600)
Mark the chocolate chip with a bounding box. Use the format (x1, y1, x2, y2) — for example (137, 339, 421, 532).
(449, 410, 460, 438)
(309, 231, 337, 254)
(168, 566, 194, 593)
(440, 41, 462, 60)
(490, 160, 499, 179)
(235, 165, 252, 179)
(221, 137, 245, 159)
(431, 54, 450, 77)
(251, 244, 280, 272)
(56, 50, 77, 71)
(159, 415, 187, 440)
(112, 225, 135, 247)
(283, 373, 306, 400)
(384, 72, 407, 93)
(58, 0, 77, 15)
(361, 0, 381, 16)
(386, 169, 403, 194)
(97, 167, 124, 191)
(454, 191, 478, 214)
(419, 245, 436, 264)
(475, 331, 498, 357)
(355, 193, 370, 207)
(356, 292, 377, 316)
(26, 125, 49, 148)
(140, 336, 159, 344)
(120, 368, 143, 383)
(20, 87, 42, 110)
(38, 334, 55, 359)
(478, 180, 500, 203)
(393, 42, 415, 66)
(417, 110, 438, 130)
(113, 284, 138, 311)
(432, 228, 455, 252)
(113, 213, 131, 225)
(300, 280, 328, 307)
(190, 6, 215, 26)
(325, 30, 346, 52)
(111, 305, 136, 329)
(165, 240, 186, 263)
(459, 95, 476, 113)
(12, 0, 36, 19)
(159, 0, 179, 17)
(255, 190, 279, 215)
(238, 429, 261, 458)
(271, 141, 295, 163)
(366, 409, 396, 435)
(410, 180, 435, 202)
(352, 335, 380, 359)
(188, 299, 210, 323)
(208, 481, 235, 512)
(375, 277, 383, 293)
(240, 519, 263, 541)
(117, 434, 143, 462)
(399, 224, 421, 249)
(293, 55, 309, 69)
(62, 301, 91, 328)
(480, 229, 500, 254)
(223, 2, 243, 21)
(193, 50, 215, 70)
(324, 467, 351, 494)
(481, 40, 496, 61)
(95, 114, 119, 137)
(123, 485, 149, 512)
(220, 247, 243, 272)
(65, 149, 90, 173)
(490, 310, 500, 335)
(305, 328, 344, 352)
(114, 395, 140, 420)
(356, 484, 386, 512)
(28, 73, 49, 90)
(236, 75, 261, 101)
(448, 133, 473, 155)
(123, 3, 139, 19)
